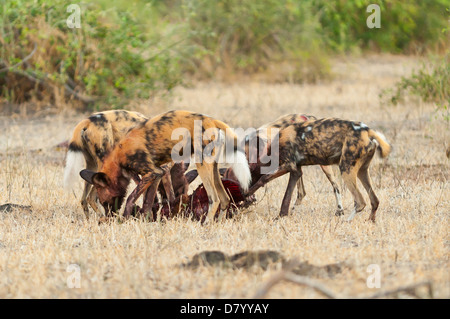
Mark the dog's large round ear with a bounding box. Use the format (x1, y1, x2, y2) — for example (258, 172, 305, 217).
(80, 170, 109, 188)
(80, 169, 96, 184)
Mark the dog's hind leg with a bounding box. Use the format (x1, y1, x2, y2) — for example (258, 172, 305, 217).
(320, 165, 343, 216)
(339, 137, 367, 222)
(196, 162, 222, 224)
(160, 164, 176, 204)
(279, 170, 302, 218)
(357, 147, 379, 222)
(340, 164, 366, 222)
(358, 167, 379, 223)
(212, 162, 231, 222)
(294, 174, 306, 206)
(140, 179, 161, 221)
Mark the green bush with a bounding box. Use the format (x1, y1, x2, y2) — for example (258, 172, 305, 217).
(382, 54, 449, 123)
(178, 0, 448, 78)
(0, 0, 190, 111)
(0, 0, 448, 111)
(314, 0, 449, 53)
(180, 0, 329, 80)
(386, 55, 449, 105)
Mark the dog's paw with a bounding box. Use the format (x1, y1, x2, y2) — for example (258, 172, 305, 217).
(335, 209, 344, 216)
(242, 195, 257, 208)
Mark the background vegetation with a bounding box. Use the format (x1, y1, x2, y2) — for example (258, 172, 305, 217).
(383, 54, 449, 118)
(0, 0, 448, 111)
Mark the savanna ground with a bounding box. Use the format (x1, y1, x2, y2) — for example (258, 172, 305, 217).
(0, 54, 448, 298)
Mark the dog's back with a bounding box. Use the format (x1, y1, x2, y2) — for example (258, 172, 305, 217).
(109, 110, 251, 192)
(278, 118, 390, 167)
(258, 113, 315, 130)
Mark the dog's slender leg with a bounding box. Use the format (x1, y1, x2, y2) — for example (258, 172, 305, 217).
(161, 165, 176, 204)
(86, 186, 102, 216)
(167, 162, 189, 198)
(81, 159, 99, 219)
(177, 162, 190, 196)
(341, 168, 366, 222)
(213, 162, 230, 207)
(140, 178, 161, 221)
(246, 169, 288, 197)
(358, 167, 379, 222)
(357, 149, 379, 222)
(213, 162, 230, 222)
(82, 157, 104, 219)
(278, 170, 302, 218)
(80, 181, 92, 219)
(123, 179, 153, 219)
(294, 174, 306, 206)
(123, 169, 163, 218)
(185, 169, 199, 184)
(339, 138, 366, 222)
(320, 165, 343, 216)
(196, 163, 220, 224)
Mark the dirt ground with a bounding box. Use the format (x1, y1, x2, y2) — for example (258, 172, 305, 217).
(0, 54, 448, 298)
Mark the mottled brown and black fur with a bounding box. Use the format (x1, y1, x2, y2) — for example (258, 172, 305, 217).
(64, 110, 148, 218)
(245, 117, 391, 222)
(184, 114, 344, 214)
(65, 110, 193, 219)
(79, 110, 251, 223)
(249, 114, 343, 214)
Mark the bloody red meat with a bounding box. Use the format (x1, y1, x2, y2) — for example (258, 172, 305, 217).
(149, 179, 254, 222)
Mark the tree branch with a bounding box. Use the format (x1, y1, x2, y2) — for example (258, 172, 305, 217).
(5, 68, 96, 105)
(0, 42, 37, 74)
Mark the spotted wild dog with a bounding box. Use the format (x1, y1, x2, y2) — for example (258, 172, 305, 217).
(248, 114, 343, 215)
(64, 109, 188, 220)
(64, 110, 149, 218)
(188, 113, 344, 215)
(79, 110, 252, 224)
(242, 117, 391, 222)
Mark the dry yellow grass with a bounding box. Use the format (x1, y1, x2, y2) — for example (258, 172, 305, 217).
(0, 54, 448, 298)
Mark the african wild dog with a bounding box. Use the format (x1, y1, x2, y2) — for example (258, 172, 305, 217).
(64, 110, 148, 218)
(243, 114, 344, 215)
(63, 110, 188, 219)
(187, 113, 344, 214)
(243, 117, 391, 222)
(79, 110, 252, 224)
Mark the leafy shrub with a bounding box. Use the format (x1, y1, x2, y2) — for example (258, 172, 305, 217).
(0, 0, 189, 111)
(382, 54, 449, 123)
(180, 0, 331, 81)
(386, 55, 449, 105)
(314, 0, 449, 53)
(0, 0, 448, 112)
(177, 0, 448, 81)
